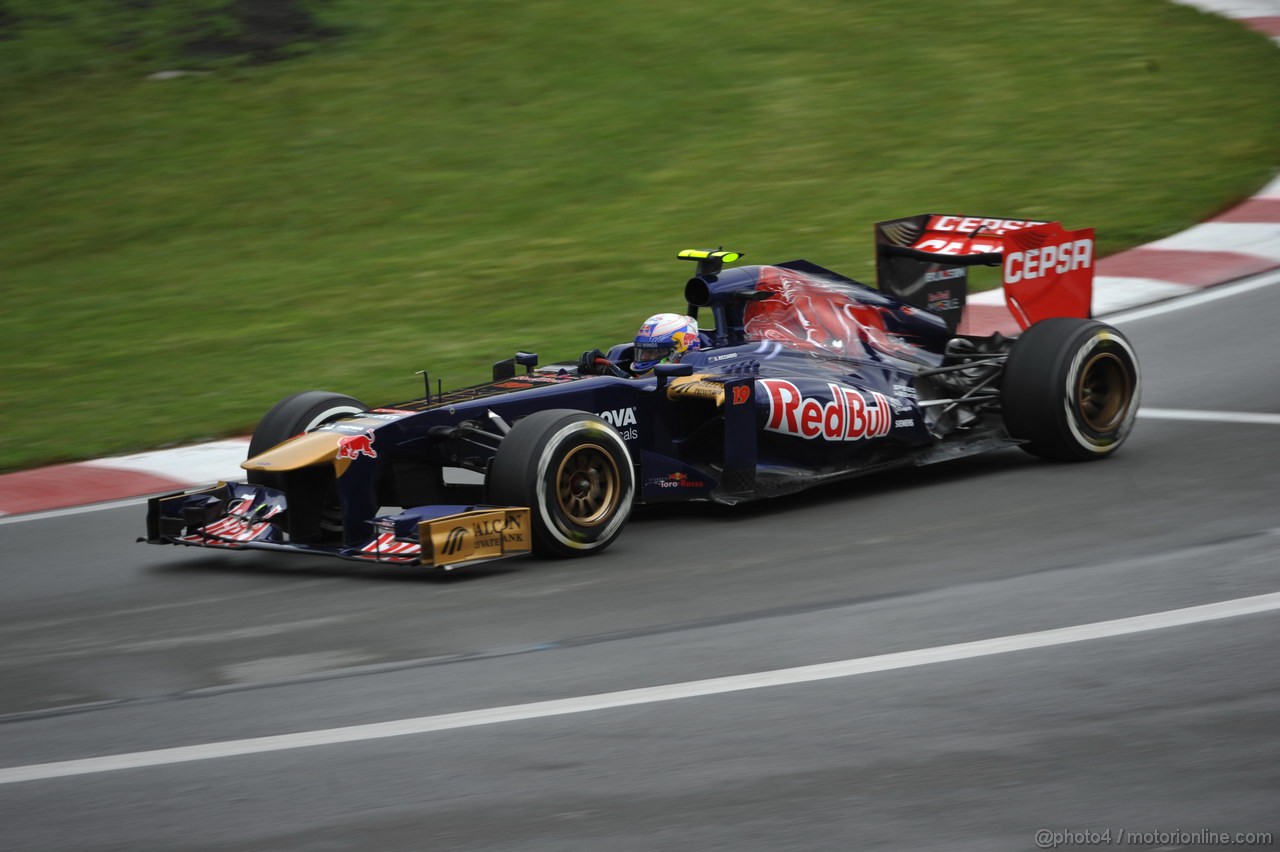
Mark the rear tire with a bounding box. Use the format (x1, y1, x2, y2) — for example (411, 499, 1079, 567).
(1001, 318, 1140, 461)
(487, 410, 634, 557)
(246, 391, 367, 488)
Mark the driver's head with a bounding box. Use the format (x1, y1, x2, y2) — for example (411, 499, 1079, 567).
(632, 313, 700, 374)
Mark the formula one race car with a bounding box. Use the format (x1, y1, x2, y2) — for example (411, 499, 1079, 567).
(144, 214, 1140, 569)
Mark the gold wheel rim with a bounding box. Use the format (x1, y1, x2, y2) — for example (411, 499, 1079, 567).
(554, 444, 620, 527)
(1077, 352, 1131, 432)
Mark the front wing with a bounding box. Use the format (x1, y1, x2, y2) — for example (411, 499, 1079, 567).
(143, 482, 532, 569)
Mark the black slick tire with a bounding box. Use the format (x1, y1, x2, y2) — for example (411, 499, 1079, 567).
(486, 409, 634, 558)
(1001, 318, 1140, 461)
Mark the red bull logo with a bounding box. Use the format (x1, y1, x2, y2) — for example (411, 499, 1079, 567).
(337, 433, 378, 461)
(760, 379, 893, 442)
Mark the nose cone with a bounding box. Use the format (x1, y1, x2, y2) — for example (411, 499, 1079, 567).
(242, 431, 347, 474)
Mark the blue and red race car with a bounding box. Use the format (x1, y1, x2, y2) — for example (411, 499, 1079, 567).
(144, 214, 1140, 569)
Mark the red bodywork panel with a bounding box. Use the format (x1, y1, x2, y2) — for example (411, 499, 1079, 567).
(1000, 221, 1094, 329)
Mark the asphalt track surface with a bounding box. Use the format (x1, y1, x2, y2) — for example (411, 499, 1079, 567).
(1, 278, 1278, 850)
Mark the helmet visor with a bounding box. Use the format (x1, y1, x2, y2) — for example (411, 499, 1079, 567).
(633, 342, 675, 366)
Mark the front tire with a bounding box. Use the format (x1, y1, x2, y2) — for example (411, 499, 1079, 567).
(246, 390, 367, 487)
(487, 410, 634, 557)
(1001, 318, 1140, 461)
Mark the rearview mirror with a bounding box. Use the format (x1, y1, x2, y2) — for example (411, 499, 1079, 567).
(654, 362, 694, 389)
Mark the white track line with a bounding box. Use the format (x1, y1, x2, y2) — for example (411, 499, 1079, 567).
(2, 591, 1277, 786)
(1107, 267, 1280, 324)
(1140, 408, 1280, 425)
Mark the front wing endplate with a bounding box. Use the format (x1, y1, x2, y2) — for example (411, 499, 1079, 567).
(420, 508, 532, 567)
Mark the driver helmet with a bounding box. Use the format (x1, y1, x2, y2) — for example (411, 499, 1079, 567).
(632, 313, 700, 374)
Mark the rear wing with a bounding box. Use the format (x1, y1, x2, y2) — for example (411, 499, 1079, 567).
(874, 213, 1094, 333)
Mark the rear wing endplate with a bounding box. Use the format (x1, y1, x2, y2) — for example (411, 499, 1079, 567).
(874, 213, 1094, 333)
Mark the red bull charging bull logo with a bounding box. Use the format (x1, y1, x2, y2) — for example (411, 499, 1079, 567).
(337, 433, 378, 461)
